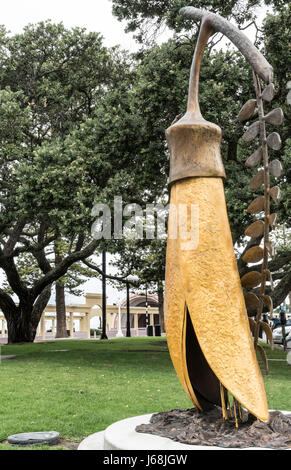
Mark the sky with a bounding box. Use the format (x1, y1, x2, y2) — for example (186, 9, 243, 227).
(1, 0, 266, 47)
(1, 0, 139, 50)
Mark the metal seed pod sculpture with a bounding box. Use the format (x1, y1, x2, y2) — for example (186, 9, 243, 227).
(164, 7, 283, 426)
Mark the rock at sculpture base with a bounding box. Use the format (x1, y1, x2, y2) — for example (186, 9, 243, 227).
(136, 408, 291, 450)
(78, 411, 291, 450)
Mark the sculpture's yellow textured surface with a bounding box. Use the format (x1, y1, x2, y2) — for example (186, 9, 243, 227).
(164, 120, 269, 423)
(163, 5, 274, 426)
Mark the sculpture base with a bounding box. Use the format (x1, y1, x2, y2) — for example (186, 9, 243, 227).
(78, 410, 291, 450)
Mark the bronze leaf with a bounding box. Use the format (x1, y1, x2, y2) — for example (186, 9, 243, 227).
(269, 186, 280, 203)
(257, 344, 269, 374)
(245, 292, 260, 316)
(242, 121, 260, 142)
(259, 321, 274, 349)
(268, 213, 277, 228)
(264, 108, 284, 126)
(269, 159, 282, 177)
(245, 220, 265, 238)
(249, 169, 264, 190)
(247, 196, 265, 214)
(261, 83, 275, 102)
(266, 132, 281, 150)
(249, 317, 257, 334)
(245, 147, 263, 167)
(262, 295, 273, 315)
(241, 271, 262, 288)
(238, 99, 257, 121)
(242, 246, 264, 263)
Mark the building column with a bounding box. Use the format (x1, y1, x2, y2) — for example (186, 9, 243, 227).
(1, 318, 4, 337)
(41, 314, 46, 340)
(52, 318, 56, 336)
(134, 314, 139, 336)
(80, 315, 85, 332)
(86, 313, 91, 339)
(70, 312, 74, 338)
(150, 313, 154, 327)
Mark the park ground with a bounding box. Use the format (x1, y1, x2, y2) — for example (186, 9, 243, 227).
(0, 337, 290, 450)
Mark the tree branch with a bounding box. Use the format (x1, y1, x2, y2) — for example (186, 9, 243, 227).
(33, 247, 52, 274)
(3, 218, 27, 256)
(31, 284, 52, 324)
(31, 239, 100, 298)
(0, 289, 17, 319)
(75, 233, 86, 252)
(81, 259, 133, 284)
(0, 255, 29, 299)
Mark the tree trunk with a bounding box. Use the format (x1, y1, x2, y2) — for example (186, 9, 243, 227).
(157, 280, 165, 333)
(7, 314, 37, 343)
(5, 301, 39, 344)
(54, 238, 68, 338)
(4, 286, 52, 344)
(55, 282, 68, 338)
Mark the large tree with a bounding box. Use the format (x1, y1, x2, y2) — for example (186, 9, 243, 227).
(0, 22, 144, 343)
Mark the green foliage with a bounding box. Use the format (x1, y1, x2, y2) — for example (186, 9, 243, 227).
(111, 0, 262, 43)
(4, 21, 115, 129)
(107, 4, 290, 304)
(110, 238, 166, 292)
(0, 23, 147, 340)
(264, 5, 291, 227)
(0, 21, 134, 232)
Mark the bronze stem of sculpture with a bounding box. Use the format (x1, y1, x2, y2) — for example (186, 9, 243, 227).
(165, 7, 283, 426)
(252, 72, 270, 349)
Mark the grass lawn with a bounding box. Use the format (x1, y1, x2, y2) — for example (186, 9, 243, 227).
(0, 337, 290, 450)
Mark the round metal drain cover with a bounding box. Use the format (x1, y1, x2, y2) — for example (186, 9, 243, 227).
(8, 431, 60, 446)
